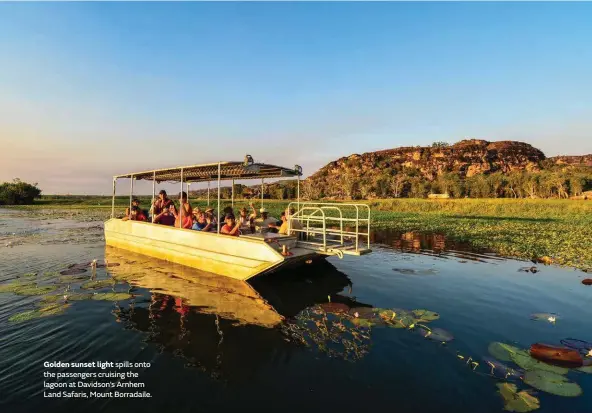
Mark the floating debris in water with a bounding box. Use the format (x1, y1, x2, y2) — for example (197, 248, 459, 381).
(530, 313, 559, 324)
(518, 267, 539, 274)
(496, 382, 540, 412)
(523, 370, 582, 397)
(582, 279, 592, 286)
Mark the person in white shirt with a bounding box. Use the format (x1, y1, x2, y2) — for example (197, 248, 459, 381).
(253, 207, 278, 234)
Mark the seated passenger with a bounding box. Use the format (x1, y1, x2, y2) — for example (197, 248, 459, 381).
(172, 203, 193, 229)
(191, 211, 211, 231)
(132, 198, 150, 219)
(253, 208, 278, 234)
(278, 207, 302, 235)
(237, 203, 256, 233)
(154, 203, 176, 226)
(179, 191, 193, 217)
(220, 214, 241, 236)
(205, 208, 218, 231)
(152, 190, 173, 217)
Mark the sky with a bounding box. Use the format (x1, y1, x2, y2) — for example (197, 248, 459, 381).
(0, 2, 591, 195)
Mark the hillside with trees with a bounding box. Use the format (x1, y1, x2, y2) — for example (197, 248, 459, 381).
(300, 139, 592, 200)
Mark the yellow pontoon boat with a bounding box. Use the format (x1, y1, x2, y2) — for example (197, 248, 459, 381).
(104, 156, 371, 280)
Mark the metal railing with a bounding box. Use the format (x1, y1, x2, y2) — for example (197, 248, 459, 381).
(286, 202, 371, 255)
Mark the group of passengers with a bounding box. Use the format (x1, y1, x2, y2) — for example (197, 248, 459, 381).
(121, 190, 302, 237)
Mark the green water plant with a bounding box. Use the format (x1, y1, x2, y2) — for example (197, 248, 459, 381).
(8, 303, 70, 323)
(91, 292, 133, 301)
(496, 382, 540, 412)
(80, 279, 116, 290)
(510, 350, 568, 375)
(13, 284, 59, 296)
(523, 370, 582, 397)
(488, 342, 522, 362)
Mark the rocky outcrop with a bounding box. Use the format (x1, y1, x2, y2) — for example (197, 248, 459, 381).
(548, 155, 592, 167)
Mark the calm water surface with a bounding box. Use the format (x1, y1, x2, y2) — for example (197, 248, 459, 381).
(0, 208, 590, 413)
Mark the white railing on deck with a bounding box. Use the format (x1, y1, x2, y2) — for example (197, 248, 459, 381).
(286, 202, 371, 254)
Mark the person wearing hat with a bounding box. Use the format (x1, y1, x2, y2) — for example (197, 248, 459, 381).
(204, 207, 218, 230)
(132, 198, 150, 220)
(220, 213, 241, 236)
(253, 207, 278, 234)
(237, 202, 257, 233)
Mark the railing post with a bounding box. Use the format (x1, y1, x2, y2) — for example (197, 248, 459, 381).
(129, 175, 133, 215)
(151, 171, 156, 223)
(111, 178, 116, 218)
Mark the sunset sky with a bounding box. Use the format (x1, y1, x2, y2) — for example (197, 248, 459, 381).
(1, 2, 591, 195)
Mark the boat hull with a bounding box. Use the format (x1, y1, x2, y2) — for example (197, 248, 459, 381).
(104, 219, 296, 281)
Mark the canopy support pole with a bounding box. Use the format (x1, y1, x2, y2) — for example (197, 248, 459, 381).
(129, 175, 134, 214)
(261, 178, 264, 208)
(180, 168, 184, 228)
(151, 171, 156, 223)
(217, 163, 221, 234)
(297, 175, 300, 213)
(111, 178, 116, 218)
(231, 179, 234, 208)
(207, 181, 210, 206)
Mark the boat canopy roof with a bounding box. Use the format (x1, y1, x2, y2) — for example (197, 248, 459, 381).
(114, 157, 302, 183)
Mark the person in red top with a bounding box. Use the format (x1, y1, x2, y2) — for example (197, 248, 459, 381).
(172, 203, 193, 229)
(154, 203, 176, 226)
(122, 206, 147, 221)
(220, 214, 241, 236)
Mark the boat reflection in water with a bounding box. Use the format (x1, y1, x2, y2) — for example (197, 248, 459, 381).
(104, 247, 372, 381)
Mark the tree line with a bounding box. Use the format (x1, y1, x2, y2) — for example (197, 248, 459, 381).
(0, 179, 42, 205)
(301, 168, 592, 200)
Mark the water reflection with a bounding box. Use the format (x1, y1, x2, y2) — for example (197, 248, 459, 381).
(104, 247, 373, 381)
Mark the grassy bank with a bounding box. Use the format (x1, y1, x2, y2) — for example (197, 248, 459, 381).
(6, 197, 592, 271)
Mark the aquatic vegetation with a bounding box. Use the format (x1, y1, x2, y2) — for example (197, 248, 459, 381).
(496, 382, 540, 412)
(529, 343, 583, 368)
(518, 267, 539, 274)
(392, 267, 439, 275)
(412, 309, 440, 322)
(59, 268, 88, 275)
(560, 338, 592, 356)
(488, 342, 521, 362)
(13, 284, 59, 296)
(523, 370, 582, 397)
(59, 274, 91, 283)
(483, 357, 521, 380)
(41, 293, 93, 303)
(8, 303, 70, 323)
(91, 292, 133, 301)
(530, 313, 559, 324)
(510, 349, 568, 375)
(416, 326, 454, 342)
(80, 279, 116, 290)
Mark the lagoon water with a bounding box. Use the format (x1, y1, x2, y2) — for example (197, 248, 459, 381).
(0, 208, 590, 413)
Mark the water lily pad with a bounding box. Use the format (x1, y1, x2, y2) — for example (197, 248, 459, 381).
(8, 303, 70, 323)
(412, 309, 440, 322)
(91, 292, 133, 301)
(576, 365, 592, 374)
(348, 307, 376, 319)
(351, 317, 375, 328)
(488, 342, 521, 362)
(483, 357, 522, 380)
(530, 313, 559, 323)
(523, 370, 582, 397)
(21, 272, 37, 278)
(59, 274, 90, 283)
(510, 349, 568, 375)
(13, 285, 58, 296)
(60, 268, 88, 276)
(496, 382, 540, 412)
(41, 293, 93, 303)
(80, 280, 116, 290)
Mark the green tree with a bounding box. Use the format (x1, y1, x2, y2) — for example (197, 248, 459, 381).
(0, 179, 42, 205)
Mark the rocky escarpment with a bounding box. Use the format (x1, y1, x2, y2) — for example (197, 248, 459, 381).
(303, 139, 550, 199)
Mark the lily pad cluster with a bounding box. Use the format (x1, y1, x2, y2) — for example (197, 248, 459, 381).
(0, 259, 134, 324)
(485, 339, 590, 411)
